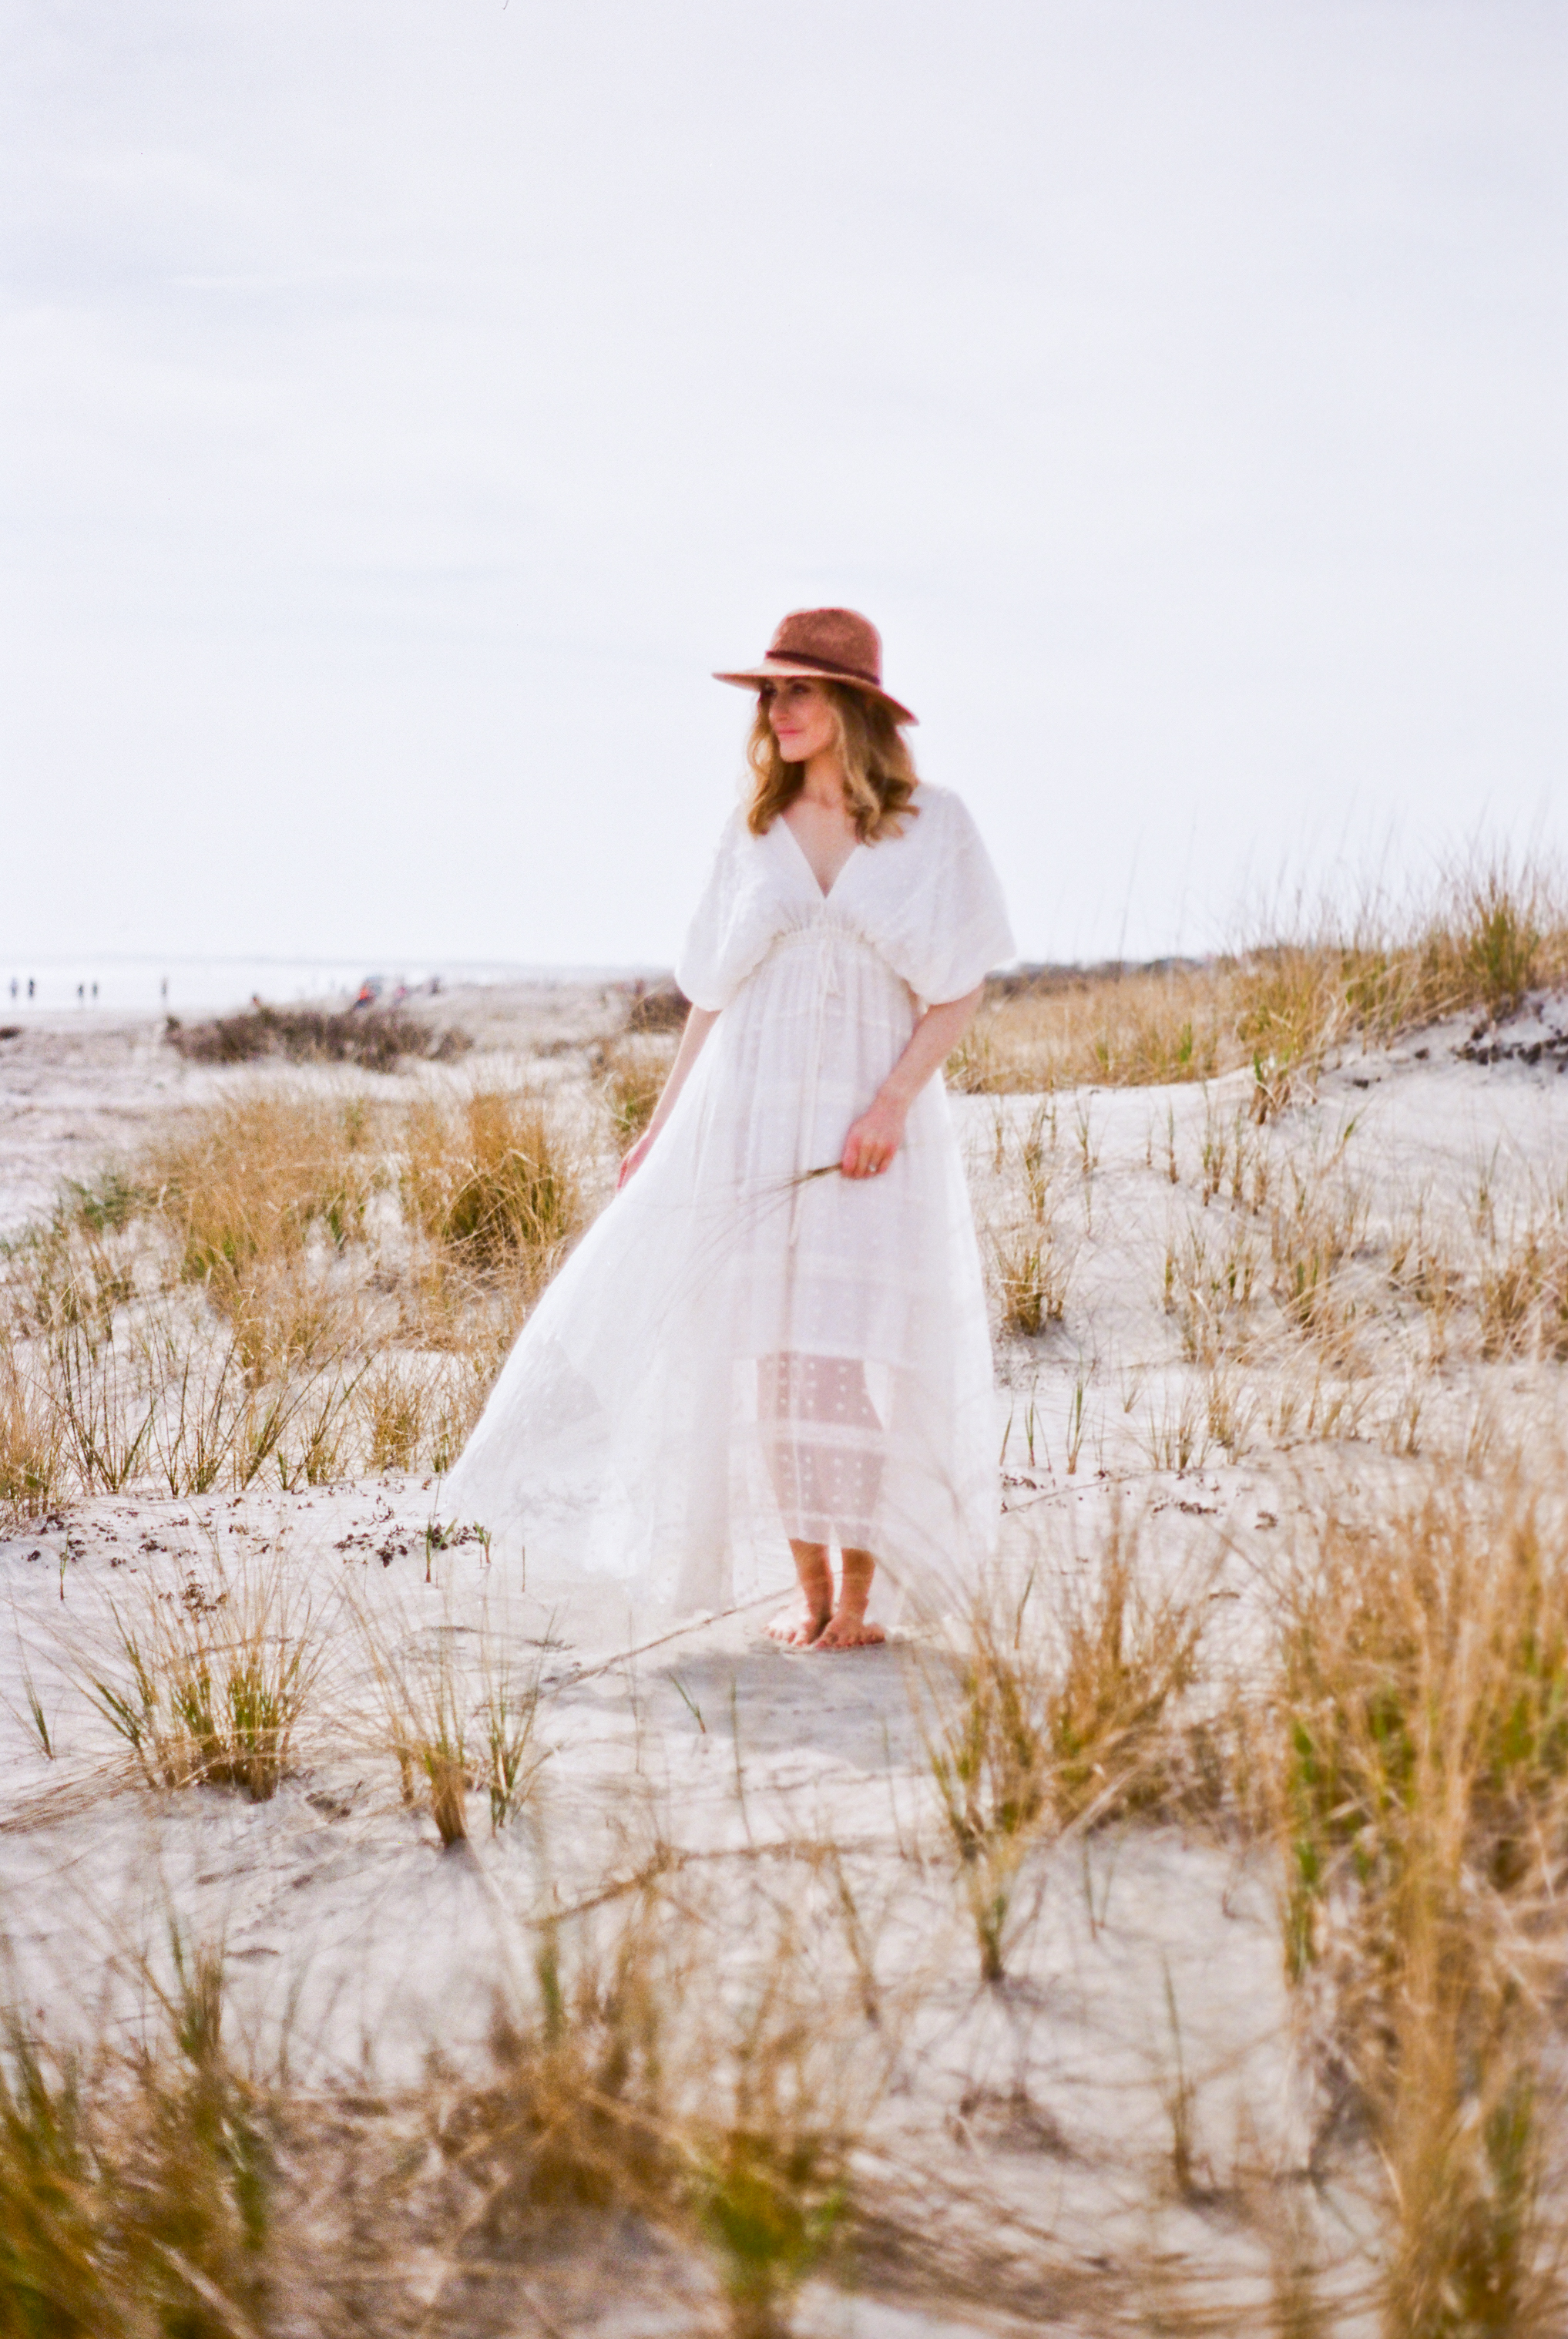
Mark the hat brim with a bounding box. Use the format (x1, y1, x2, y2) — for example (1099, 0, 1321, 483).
(713, 657, 918, 728)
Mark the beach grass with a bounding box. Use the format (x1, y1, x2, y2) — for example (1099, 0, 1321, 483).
(952, 858, 1568, 1097)
(0, 1080, 590, 1504)
(1265, 1474, 1568, 2334)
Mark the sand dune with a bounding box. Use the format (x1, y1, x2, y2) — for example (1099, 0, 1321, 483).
(3, 987, 1566, 2332)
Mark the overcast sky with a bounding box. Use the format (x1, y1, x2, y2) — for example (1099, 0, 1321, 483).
(3, 0, 1564, 972)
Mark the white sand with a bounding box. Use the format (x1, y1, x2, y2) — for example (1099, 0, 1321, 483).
(3, 990, 1566, 2331)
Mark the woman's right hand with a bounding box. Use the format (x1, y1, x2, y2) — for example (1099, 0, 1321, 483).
(614, 1004, 719, 1191)
(617, 1126, 658, 1188)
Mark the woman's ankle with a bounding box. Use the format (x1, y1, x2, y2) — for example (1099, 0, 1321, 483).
(837, 1546, 877, 1621)
(790, 1540, 833, 1618)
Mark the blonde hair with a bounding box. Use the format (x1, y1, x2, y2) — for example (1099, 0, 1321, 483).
(744, 683, 920, 842)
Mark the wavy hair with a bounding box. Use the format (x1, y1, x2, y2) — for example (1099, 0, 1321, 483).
(744, 683, 920, 842)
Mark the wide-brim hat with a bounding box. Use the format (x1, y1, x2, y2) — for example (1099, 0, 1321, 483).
(713, 606, 918, 726)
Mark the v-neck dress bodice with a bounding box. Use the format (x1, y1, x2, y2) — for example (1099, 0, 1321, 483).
(776, 814, 860, 902)
(442, 781, 1015, 1628)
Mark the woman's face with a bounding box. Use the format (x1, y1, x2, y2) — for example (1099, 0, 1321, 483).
(763, 677, 839, 766)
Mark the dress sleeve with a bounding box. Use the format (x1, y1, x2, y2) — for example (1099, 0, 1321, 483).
(673, 814, 769, 1012)
(879, 789, 1016, 1004)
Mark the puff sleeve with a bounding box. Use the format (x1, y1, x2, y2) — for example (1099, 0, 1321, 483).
(673, 814, 782, 1012)
(875, 788, 1016, 1004)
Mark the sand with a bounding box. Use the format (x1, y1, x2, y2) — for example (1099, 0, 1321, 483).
(3, 989, 1566, 2331)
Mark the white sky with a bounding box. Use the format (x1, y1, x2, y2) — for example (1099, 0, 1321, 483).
(3, 0, 1564, 971)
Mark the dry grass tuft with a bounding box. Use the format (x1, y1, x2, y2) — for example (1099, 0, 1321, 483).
(683, 1903, 869, 2337)
(478, 1630, 551, 1833)
(1387, 1198, 1466, 1366)
(1268, 1151, 1368, 1357)
(428, 1863, 883, 2337)
(403, 1088, 583, 1280)
(952, 961, 1234, 1095)
(993, 1227, 1070, 1338)
(1459, 864, 1546, 1020)
(1269, 1475, 1568, 2332)
(989, 1101, 1072, 1336)
(922, 1514, 1208, 1981)
(445, 1907, 674, 2229)
(8, 1202, 141, 1355)
(1136, 1381, 1213, 1473)
(620, 976, 692, 1034)
(0, 1972, 277, 2339)
(85, 1551, 326, 1800)
(1476, 1197, 1568, 1362)
(1197, 1093, 1273, 1212)
(1163, 1222, 1260, 1362)
(361, 1611, 477, 1847)
(355, 1584, 550, 1847)
(358, 1356, 431, 1473)
(0, 1341, 62, 1517)
(153, 1093, 381, 1296)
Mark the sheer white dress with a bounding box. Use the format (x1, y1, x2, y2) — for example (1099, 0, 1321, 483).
(442, 781, 1015, 1627)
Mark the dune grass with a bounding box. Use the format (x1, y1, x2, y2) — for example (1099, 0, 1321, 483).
(954, 859, 1568, 1097)
(0, 1345, 62, 1514)
(431, 1862, 885, 2339)
(164, 998, 472, 1070)
(348, 1573, 552, 1846)
(0, 1847, 887, 2337)
(989, 1100, 1073, 1336)
(0, 1082, 588, 1507)
(153, 1092, 382, 1287)
(402, 1088, 583, 1277)
(922, 1515, 1210, 1983)
(1267, 1475, 1568, 2334)
(84, 1548, 327, 1800)
(0, 1938, 276, 2339)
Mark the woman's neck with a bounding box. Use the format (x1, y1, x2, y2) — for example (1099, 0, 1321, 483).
(797, 750, 849, 811)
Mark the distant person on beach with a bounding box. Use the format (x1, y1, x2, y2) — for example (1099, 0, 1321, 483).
(444, 609, 1014, 1649)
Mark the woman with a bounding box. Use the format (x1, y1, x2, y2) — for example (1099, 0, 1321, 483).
(442, 608, 1014, 1648)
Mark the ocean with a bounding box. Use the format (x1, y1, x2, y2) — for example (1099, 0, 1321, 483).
(0, 956, 631, 1020)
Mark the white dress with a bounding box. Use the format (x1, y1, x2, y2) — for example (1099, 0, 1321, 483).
(442, 781, 1016, 1627)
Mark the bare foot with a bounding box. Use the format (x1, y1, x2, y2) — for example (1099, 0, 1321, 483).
(810, 1609, 886, 1651)
(767, 1605, 830, 1648)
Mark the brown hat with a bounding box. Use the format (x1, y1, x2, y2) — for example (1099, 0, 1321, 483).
(713, 607, 918, 726)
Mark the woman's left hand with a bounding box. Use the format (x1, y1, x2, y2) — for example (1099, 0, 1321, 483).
(841, 1094, 908, 1179)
